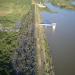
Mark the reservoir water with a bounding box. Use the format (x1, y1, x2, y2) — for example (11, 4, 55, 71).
(40, 3, 75, 75)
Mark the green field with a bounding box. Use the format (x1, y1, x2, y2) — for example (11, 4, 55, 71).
(0, 0, 32, 75)
(0, 0, 31, 27)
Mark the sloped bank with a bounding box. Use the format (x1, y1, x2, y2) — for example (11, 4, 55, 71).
(33, 3, 55, 75)
(12, 8, 36, 75)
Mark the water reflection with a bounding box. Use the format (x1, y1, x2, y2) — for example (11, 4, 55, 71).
(39, 23, 56, 31)
(52, 23, 56, 32)
(40, 2, 75, 75)
(70, 1, 75, 6)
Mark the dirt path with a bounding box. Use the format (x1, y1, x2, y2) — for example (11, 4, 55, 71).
(32, 0, 55, 75)
(0, 9, 13, 16)
(33, 1, 46, 75)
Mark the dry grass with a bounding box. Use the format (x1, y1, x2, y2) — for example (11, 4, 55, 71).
(0, 10, 13, 16)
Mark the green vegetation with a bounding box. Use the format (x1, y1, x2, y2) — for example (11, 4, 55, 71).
(13, 9, 36, 74)
(0, 0, 32, 75)
(0, 32, 18, 75)
(51, 0, 75, 10)
(44, 39, 54, 75)
(0, 0, 31, 28)
(0, 0, 56, 75)
(40, 0, 45, 3)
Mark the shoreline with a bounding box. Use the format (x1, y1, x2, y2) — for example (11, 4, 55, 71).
(51, 1, 75, 10)
(33, 1, 55, 74)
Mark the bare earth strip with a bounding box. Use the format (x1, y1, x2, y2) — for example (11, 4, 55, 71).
(32, 0, 55, 75)
(34, 4, 45, 75)
(0, 9, 13, 16)
(33, 1, 47, 75)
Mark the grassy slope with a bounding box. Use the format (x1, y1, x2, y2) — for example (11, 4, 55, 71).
(51, 0, 75, 10)
(0, 0, 31, 75)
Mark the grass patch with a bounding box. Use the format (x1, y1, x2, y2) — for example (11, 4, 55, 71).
(51, 0, 75, 10)
(44, 39, 54, 75)
(0, 32, 19, 75)
(0, 0, 32, 75)
(0, 0, 32, 28)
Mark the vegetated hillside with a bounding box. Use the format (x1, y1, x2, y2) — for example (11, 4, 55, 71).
(51, 0, 75, 10)
(0, 0, 32, 75)
(12, 9, 36, 75)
